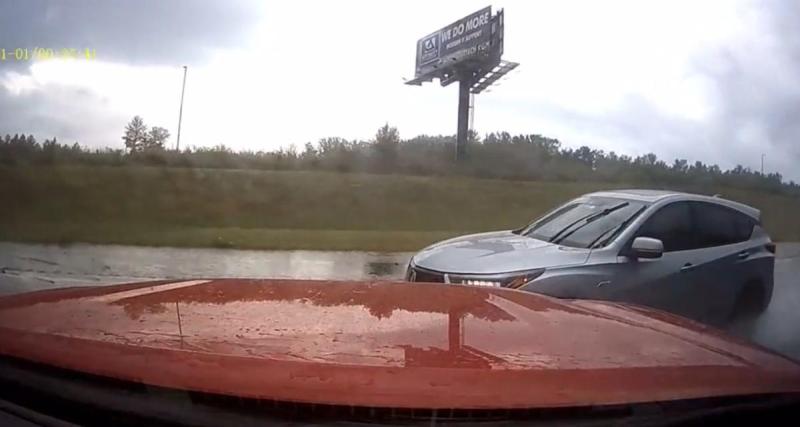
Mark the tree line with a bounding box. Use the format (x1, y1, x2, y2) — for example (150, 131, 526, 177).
(0, 121, 797, 196)
(122, 116, 170, 152)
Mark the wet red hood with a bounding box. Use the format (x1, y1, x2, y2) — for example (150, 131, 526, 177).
(0, 278, 798, 409)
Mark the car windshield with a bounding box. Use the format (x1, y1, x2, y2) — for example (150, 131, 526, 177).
(521, 197, 647, 248)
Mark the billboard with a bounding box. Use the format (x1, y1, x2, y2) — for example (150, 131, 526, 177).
(414, 7, 493, 79)
(406, 6, 517, 161)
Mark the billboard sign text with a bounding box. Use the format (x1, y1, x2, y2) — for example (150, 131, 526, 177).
(414, 7, 493, 78)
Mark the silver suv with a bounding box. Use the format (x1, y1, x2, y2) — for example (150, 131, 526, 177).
(407, 189, 775, 324)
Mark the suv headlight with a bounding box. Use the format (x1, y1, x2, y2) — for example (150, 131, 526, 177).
(452, 269, 545, 289)
(462, 279, 502, 287)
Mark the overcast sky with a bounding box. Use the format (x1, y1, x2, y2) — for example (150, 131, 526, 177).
(1, 0, 798, 181)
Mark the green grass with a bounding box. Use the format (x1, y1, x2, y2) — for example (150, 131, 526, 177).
(2, 166, 799, 251)
(0, 223, 459, 252)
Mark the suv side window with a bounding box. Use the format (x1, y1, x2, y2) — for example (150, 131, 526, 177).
(691, 202, 754, 248)
(634, 202, 695, 252)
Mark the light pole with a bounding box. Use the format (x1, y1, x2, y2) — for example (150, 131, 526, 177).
(176, 65, 188, 151)
(761, 153, 765, 175)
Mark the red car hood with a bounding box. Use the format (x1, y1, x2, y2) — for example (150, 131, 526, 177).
(0, 278, 798, 409)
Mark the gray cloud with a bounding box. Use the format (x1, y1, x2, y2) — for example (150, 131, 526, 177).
(0, 84, 125, 147)
(0, 0, 262, 145)
(689, 0, 800, 180)
(527, 96, 713, 163)
(0, 0, 261, 70)
(531, 0, 800, 182)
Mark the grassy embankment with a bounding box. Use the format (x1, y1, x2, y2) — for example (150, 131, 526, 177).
(2, 166, 799, 251)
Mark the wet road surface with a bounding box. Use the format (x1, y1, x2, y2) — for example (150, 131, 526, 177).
(1, 242, 798, 360)
(0, 243, 413, 295)
(728, 243, 800, 359)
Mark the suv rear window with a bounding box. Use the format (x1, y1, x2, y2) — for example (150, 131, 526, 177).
(691, 201, 755, 248)
(635, 201, 755, 252)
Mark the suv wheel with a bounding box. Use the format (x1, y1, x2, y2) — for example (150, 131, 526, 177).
(731, 281, 767, 321)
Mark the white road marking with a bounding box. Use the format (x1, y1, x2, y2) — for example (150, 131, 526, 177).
(88, 280, 211, 303)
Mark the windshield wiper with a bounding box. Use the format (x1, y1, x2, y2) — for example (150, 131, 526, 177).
(587, 205, 646, 249)
(544, 211, 602, 243)
(551, 202, 630, 245)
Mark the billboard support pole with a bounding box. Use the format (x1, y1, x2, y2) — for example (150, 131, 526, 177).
(456, 78, 471, 161)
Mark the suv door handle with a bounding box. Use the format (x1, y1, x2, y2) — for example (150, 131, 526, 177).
(737, 251, 749, 260)
(680, 263, 694, 272)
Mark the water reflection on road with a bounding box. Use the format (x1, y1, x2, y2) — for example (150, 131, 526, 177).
(1, 242, 799, 361)
(0, 242, 412, 295)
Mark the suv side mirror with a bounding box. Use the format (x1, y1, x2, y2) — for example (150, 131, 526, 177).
(630, 237, 663, 259)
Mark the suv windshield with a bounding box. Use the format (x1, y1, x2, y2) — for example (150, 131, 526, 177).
(521, 197, 647, 248)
